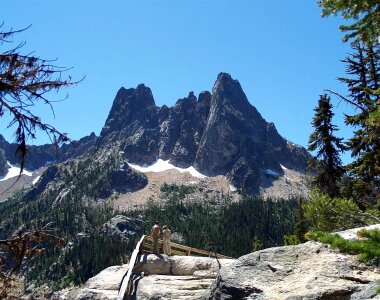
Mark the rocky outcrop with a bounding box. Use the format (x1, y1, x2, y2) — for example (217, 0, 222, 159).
(105, 163, 148, 196)
(103, 215, 143, 239)
(213, 241, 380, 299)
(99, 85, 160, 165)
(55, 264, 129, 299)
(62, 239, 380, 300)
(58, 132, 98, 162)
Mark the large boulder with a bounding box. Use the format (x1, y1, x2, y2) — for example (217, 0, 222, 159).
(103, 215, 143, 239)
(211, 241, 380, 299)
(55, 264, 129, 300)
(56, 238, 380, 300)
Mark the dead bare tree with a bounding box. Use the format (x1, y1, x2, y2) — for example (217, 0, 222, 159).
(0, 223, 64, 298)
(0, 23, 83, 172)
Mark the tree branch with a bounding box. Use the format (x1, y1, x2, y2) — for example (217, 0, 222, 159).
(325, 89, 368, 113)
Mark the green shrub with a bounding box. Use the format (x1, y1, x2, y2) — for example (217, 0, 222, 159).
(283, 234, 301, 245)
(307, 230, 380, 262)
(304, 190, 364, 232)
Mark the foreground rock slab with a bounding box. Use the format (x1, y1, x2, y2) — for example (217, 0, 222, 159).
(213, 241, 380, 300)
(55, 241, 380, 299)
(53, 264, 129, 300)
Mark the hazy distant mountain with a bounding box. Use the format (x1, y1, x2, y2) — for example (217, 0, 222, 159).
(0, 132, 98, 175)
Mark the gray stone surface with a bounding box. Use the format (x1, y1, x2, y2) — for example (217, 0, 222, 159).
(335, 224, 380, 240)
(54, 264, 128, 299)
(103, 215, 143, 239)
(58, 239, 380, 300)
(212, 241, 380, 300)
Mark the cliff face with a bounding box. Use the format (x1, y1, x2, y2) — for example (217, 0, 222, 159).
(0, 72, 310, 198)
(59, 239, 380, 300)
(97, 73, 310, 195)
(0, 72, 312, 209)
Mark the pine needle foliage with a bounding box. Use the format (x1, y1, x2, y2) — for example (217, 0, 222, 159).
(337, 41, 380, 206)
(308, 94, 346, 198)
(135, 186, 301, 258)
(318, 0, 380, 43)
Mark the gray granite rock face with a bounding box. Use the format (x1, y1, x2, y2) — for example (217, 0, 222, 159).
(103, 215, 143, 239)
(97, 73, 310, 196)
(211, 241, 380, 300)
(62, 241, 380, 300)
(99, 84, 160, 165)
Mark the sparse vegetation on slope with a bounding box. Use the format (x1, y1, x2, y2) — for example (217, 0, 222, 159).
(307, 229, 380, 262)
(129, 184, 301, 258)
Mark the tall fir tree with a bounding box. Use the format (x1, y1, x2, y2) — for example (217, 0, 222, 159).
(308, 94, 346, 198)
(339, 42, 380, 206)
(294, 198, 307, 243)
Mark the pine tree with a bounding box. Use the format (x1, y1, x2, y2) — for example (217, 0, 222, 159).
(318, 0, 380, 43)
(338, 42, 380, 206)
(308, 94, 346, 198)
(294, 198, 307, 243)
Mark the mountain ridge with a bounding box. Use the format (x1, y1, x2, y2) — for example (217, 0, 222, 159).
(0, 72, 310, 199)
(96, 72, 310, 195)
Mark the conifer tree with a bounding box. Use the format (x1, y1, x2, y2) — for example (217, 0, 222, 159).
(318, 0, 380, 43)
(294, 198, 307, 243)
(337, 42, 380, 206)
(308, 94, 346, 197)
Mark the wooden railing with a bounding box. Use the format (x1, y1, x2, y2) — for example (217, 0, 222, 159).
(142, 235, 232, 259)
(117, 235, 146, 300)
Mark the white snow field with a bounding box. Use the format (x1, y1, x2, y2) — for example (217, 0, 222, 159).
(128, 159, 207, 179)
(0, 162, 33, 181)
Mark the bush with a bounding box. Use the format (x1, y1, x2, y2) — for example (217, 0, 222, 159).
(283, 234, 301, 245)
(307, 229, 380, 262)
(304, 190, 364, 232)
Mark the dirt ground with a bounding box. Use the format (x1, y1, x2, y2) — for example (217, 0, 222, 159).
(112, 167, 310, 211)
(112, 169, 239, 211)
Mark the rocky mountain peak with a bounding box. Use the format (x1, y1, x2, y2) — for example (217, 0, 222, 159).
(197, 91, 211, 106)
(100, 84, 157, 139)
(94, 73, 310, 194)
(212, 72, 255, 113)
(0, 73, 310, 198)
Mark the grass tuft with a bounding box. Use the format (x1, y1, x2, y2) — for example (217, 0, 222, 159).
(307, 229, 380, 262)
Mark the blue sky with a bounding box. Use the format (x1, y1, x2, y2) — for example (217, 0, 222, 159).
(2, 1, 354, 162)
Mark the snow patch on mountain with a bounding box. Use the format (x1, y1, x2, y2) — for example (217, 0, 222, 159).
(32, 176, 41, 185)
(0, 162, 33, 181)
(128, 159, 207, 179)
